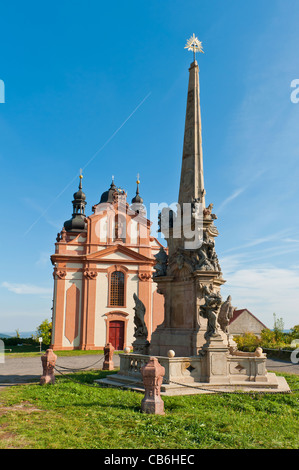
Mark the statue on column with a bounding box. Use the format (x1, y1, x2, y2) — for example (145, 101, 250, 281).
(153, 246, 168, 277)
(132, 293, 150, 354)
(218, 295, 237, 334)
(199, 286, 222, 340)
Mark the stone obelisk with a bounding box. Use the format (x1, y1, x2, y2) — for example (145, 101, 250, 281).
(178, 59, 205, 208)
(150, 39, 225, 357)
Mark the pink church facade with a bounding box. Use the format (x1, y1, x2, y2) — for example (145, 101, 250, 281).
(50, 178, 165, 351)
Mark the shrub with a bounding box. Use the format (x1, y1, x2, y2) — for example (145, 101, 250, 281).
(233, 332, 261, 352)
(260, 328, 276, 346)
(3, 336, 37, 346)
(288, 325, 299, 342)
(260, 328, 289, 349)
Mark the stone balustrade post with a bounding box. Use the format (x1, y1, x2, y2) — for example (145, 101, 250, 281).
(102, 342, 115, 371)
(40, 349, 57, 385)
(141, 356, 165, 415)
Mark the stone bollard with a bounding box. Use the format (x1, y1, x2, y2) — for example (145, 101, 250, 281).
(141, 357, 165, 415)
(102, 342, 115, 371)
(40, 349, 57, 385)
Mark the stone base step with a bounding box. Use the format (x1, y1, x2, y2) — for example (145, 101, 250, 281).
(95, 374, 145, 393)
(95, 373, 290, 395)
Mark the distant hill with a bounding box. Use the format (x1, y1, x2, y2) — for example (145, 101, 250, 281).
(0, 333, 12, 339)
(0, 331, 35, 339)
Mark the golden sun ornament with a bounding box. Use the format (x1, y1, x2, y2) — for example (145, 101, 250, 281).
(185, 34, 204, 60)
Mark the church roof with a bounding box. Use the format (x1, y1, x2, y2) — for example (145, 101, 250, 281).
(99, 179, 117, 204)
(229, 309, 267, 329)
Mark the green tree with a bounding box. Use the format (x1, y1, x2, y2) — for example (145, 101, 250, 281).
(289, 325, 299, 341)
(33, 319, 52, 346)
(273, 313, 285, 342)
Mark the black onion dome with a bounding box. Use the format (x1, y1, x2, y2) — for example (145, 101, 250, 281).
(64, 215, 86, 231)
(99, 179, 117, 204)
(63, 175, 87, 232)
(131, 178, 143, 204)
(73, 187, 86, 201)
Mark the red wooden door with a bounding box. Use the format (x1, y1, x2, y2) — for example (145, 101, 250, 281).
(109, 320, 124, 350)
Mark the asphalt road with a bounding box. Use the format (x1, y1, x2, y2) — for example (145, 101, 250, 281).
(0, 354, 120, 386)
(0, 354, 298, 387)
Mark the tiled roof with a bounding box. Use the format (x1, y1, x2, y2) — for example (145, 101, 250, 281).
(229, 309, 267, 328)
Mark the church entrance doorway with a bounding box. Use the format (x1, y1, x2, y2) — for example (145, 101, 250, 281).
(109, 320, 124, 350)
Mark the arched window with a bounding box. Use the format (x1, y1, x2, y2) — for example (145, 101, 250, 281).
(110, 271, 125, 306)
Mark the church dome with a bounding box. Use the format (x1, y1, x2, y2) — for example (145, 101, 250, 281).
(74, 188, 86, 201)
(131, 178, 143, 205)
(63, 174, 87, 232)
(99, 179, 117, 204)
(64, 214, 86, 231)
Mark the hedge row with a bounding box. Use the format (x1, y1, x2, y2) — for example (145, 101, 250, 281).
(1, 336, 38, 346)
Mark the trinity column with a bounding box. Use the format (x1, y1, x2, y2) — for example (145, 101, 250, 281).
(150, 36, 225, 357)
(97, 36, 290, 393)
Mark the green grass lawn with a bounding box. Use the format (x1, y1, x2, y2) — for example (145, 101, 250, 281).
(0, 370, 298, 449)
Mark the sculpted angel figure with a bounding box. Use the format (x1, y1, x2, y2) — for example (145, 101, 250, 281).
(203, 203, 213, 218)
(192, 245, 214, 271)
(203, 203, 217, 220)
(218, 295, 237, 333)
(208, 247, 221, 272)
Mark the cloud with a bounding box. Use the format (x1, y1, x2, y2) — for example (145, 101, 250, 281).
(217, 188, 245, 214)
(221, 229, 292, 255)
(220, 256, 299, 328)
(35, 252, 52, 267)
(2, 282, 52, 296)
(284, 238, 299, 243)
(216, 169, 266, 215)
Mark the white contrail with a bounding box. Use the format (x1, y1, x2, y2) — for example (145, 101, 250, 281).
(24, 92, 151, 236)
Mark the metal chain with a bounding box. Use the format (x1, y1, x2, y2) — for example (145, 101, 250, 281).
(54, 364, 104, 388)
(266, 363, 299, 368)
(168, 380, 299, 395)
(53, 355, 106, 387)
(55, 355, 105, 372)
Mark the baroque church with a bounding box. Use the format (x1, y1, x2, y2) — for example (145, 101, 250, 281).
(50, 177, 165, 350)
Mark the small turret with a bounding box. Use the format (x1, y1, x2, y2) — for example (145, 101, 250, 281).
(131, 175, 145, 215)
(131, 175, 143, 205)
(64, 173, 87, 232)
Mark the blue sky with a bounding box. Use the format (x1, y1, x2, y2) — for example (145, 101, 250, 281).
(1, 0, 299, 332)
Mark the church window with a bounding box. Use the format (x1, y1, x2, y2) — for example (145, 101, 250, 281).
(110, 271, 125, 306)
